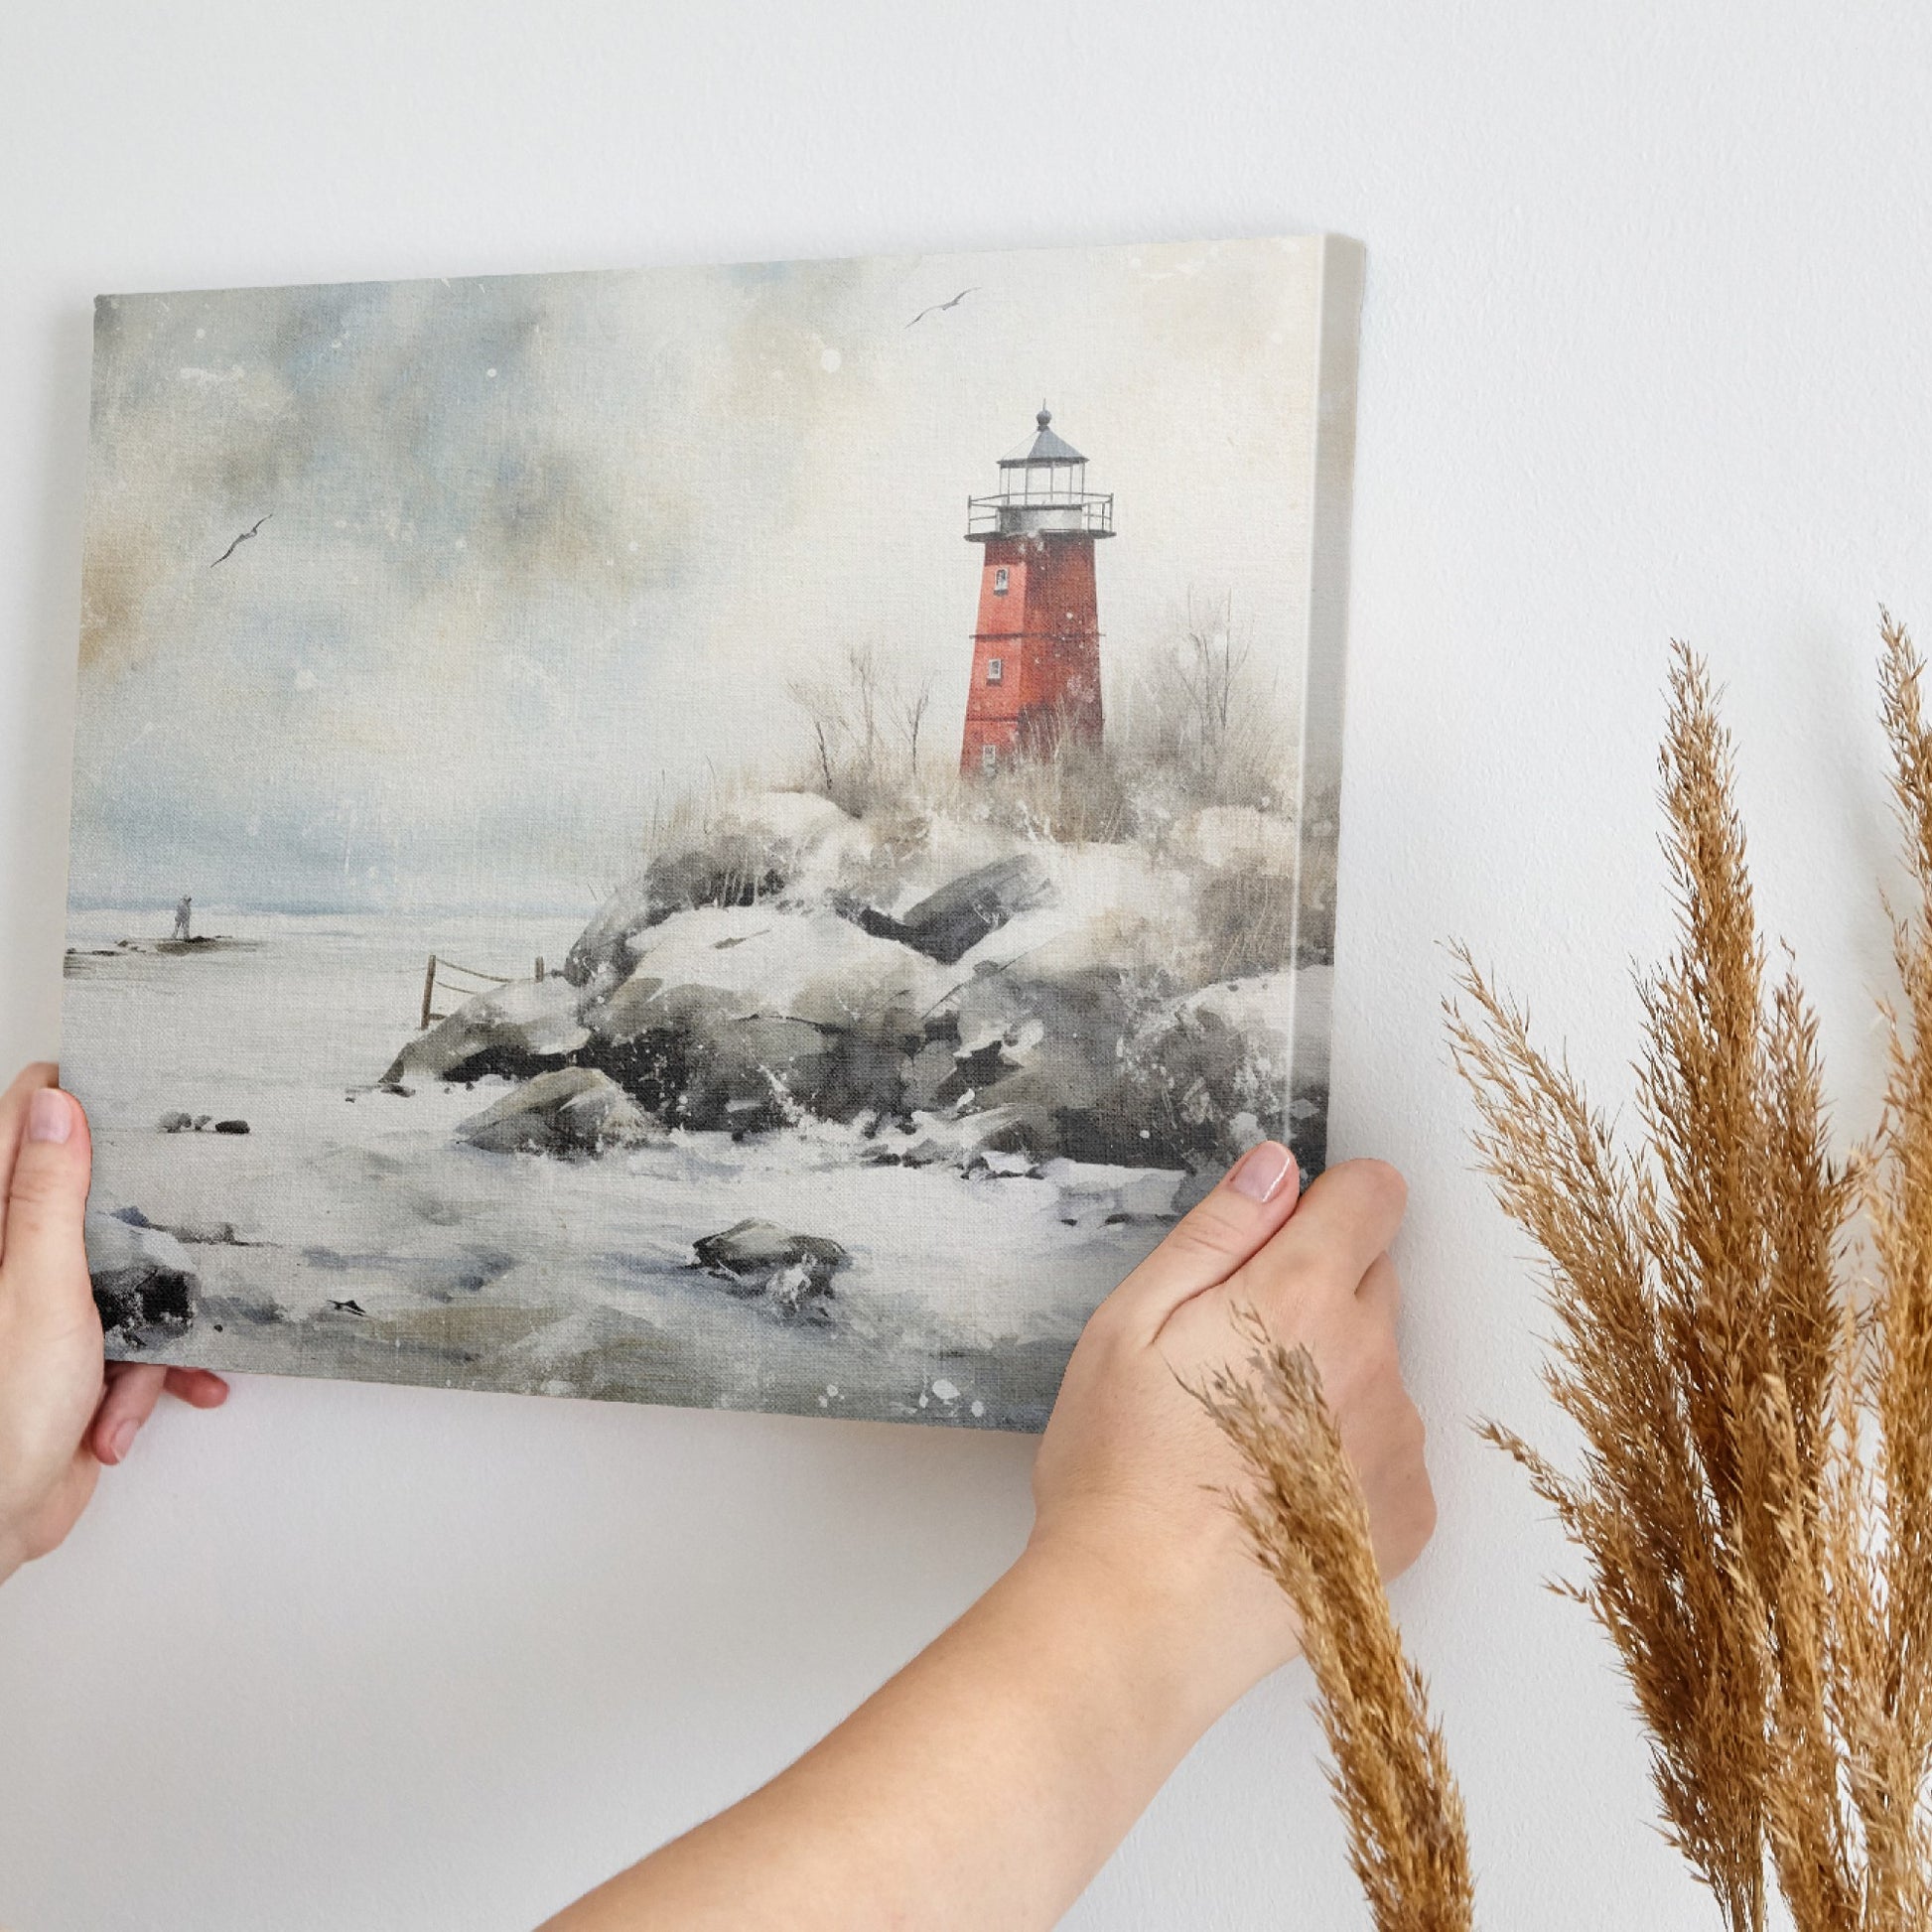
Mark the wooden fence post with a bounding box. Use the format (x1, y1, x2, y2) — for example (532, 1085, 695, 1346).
(420, 954, 437, 1031)
(534, 955, 545, 981)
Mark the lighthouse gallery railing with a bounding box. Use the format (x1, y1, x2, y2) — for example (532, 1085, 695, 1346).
(965, 491, 1115, 539)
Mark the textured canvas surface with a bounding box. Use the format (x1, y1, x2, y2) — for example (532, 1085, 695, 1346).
(61, 234, 1362, 1431)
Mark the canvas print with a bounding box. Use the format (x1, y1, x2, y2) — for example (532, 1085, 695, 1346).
(61, 234, 1363, 1431)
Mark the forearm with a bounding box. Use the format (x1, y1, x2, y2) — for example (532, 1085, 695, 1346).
(543, 1542, 1235, 1931)
(539, 1152, 1429, 1931)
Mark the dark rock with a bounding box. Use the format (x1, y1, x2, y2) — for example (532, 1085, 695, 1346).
(1054, 982, 1295, 1171)
(902, 1039, 958, 1111)
(807, 1031, 909, 1124)
(87, 1214, 198, 1341)
(885, 855, 1053, 965)
(692, 1218, 849, 1314)
(836, 898, 919, 948)
(660, 1015, 823, 1132)
(456, 1067, 660, 1157)
(212, 1119, 250, 1135)
(941, 958, 1157, 1160)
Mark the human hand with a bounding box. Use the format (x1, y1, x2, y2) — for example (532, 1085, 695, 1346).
(1027, 1145, 1434, 1725)
(0, 1063, 227, 1584)
(541, 1146, 1434, 1932)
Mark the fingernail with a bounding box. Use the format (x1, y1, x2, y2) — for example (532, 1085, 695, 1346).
(26, 1089, 72, 1145)
(106, 1418, 138, 1464)
(1230, 1141, 1294, 1203)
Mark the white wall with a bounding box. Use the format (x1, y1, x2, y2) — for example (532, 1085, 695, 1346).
(2, 4, 1927, 1925)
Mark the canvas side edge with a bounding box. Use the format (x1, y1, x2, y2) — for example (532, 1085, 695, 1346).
(49, 300, 117, 1067)
(1285, 234, 1365, 1177)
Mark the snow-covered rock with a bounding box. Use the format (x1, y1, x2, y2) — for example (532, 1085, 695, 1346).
(110, 1204, 243, 1246)
(371, 797, 1309, 1175)
(1175, 806, 1299, 874)
(1173, 974, 1295, 1076)
(88, 1212, 199, 1338)
(586, 907, 943, 1042)
(859, 814, 1028, 916)
(865, 1106, 1031, 1171)
(946, 842, 1201, 986)
(456, 1067, 659, 1156)
(565, 843, 787, 988)
(715, 789, 852, 847)
(578, 908, 944, 1130)
(383, 974, 591, 1085)
(837, 852, 1054, 965)
(564, 791, 871, 989)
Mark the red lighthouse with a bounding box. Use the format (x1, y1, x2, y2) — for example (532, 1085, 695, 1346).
(960, 407, 1114, 776)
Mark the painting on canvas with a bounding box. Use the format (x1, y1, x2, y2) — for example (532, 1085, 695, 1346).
(62, 234, 1362, 1430)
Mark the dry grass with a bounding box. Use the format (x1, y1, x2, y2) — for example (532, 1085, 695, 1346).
(1199, 1313, 1475, 1932)
(1447, 618, 1932, 1930)
(1194, 867, 1301, 980)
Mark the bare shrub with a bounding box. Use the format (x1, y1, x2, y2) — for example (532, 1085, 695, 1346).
(787, 642, 937, 818)
(1115, 593, 1298, 815)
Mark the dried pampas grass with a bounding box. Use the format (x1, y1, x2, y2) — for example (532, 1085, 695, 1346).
(1200, 1314, 1474, 1932)
(1209, 617, 1932, 1931)
(1446, 616, 1932, 1930)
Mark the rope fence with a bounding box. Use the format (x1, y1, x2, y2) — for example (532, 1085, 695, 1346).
(419, 952, 549, 1030)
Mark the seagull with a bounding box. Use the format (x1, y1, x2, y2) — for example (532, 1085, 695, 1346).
(327, 1298, 367, 1316)
(906, 287, 978, 329)
(209, 513, 272, 568)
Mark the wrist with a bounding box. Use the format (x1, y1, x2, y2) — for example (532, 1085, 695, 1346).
(1005, 1527, 1283, 1749)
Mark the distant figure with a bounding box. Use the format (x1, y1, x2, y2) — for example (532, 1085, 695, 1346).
(172, 896, 193, 941)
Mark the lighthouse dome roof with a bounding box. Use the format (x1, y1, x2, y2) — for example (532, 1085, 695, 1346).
(999, 406, 1086, 468)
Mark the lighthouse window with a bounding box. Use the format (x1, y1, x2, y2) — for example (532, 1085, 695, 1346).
(986, 657, 1004, 684)
(993, 566, 1010, 595)
(981, 744, 998, 772)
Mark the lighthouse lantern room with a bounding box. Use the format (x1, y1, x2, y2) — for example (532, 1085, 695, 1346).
(960, 407, 1113, 776)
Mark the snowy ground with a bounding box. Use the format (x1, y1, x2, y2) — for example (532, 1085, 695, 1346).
(61, 906, 1202, 1430)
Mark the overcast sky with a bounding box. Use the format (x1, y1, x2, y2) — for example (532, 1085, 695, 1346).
(69, 235, 1327, 912)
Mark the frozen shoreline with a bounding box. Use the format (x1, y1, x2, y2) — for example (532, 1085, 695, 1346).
(64, 907, 1212, 1430)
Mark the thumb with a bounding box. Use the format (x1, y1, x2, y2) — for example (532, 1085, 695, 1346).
(1102, 1141, 1304, 1337)
(2, 1085, 96, 1333)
